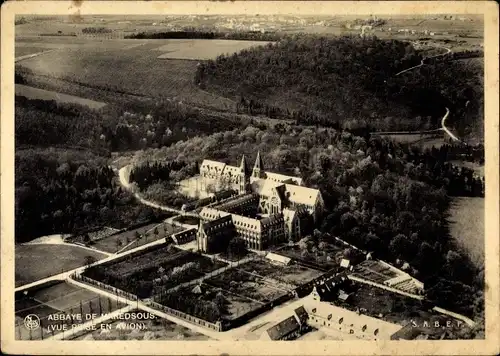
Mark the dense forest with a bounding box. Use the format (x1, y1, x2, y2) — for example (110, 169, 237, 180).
(15, 148, 167, 243)
(15, 95, 246, 152)
(133, 125, 484, 322)
(195, 36, 483, 137)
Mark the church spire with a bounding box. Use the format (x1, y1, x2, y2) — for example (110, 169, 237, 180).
(239, 155, 250, 176)
(254, 151, 264, 171)
(252, 151, 264, 179)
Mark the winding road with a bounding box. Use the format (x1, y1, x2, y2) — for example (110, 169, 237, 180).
(388, 44, 461, 143)
(395, 45, 452, 76)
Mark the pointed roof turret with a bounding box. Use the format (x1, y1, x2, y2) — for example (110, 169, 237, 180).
(254, 150, 264, 171)
(239, 155, 250, 175)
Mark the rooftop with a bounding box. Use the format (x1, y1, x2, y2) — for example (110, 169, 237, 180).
(265, 315, 301, 340)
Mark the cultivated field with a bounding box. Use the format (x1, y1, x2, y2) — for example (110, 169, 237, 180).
(73, 310, 210, 340)
(155, 39, 270, 60)
(448, 197, 484, 268)
(15, 39, 236, 111)
(15, 84, 107, 109)
(15, 281, 126, 340)
(15, 244, 107, 287)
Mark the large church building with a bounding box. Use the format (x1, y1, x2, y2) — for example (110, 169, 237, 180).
(196, 152, 324, 252)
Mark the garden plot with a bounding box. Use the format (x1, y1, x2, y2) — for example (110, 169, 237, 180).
(206, 268, 290, 303)
(351, 260, 399, 284)
(237, 259, 324, 286)
(83, 245, 227, 298)
(158, 283, 263, 322)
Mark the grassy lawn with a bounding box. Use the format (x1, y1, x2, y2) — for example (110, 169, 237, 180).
(448, 197, 484, 268)
(15, 244, 107, 287)
(73, 310, 211, 340)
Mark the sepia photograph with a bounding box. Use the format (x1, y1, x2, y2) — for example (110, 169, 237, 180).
(1, 1, 499, 355)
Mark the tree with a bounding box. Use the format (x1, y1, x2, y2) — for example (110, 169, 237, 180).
(214, 291, 226, 310)
(227, 237, 247, 258)
(84, 255, 97, 266)
(82, 233, 91, 245)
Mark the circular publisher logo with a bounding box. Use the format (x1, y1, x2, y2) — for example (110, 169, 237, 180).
(24, 314, 40, 330)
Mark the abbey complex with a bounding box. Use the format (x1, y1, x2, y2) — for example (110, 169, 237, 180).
(195, 152, 324, 253)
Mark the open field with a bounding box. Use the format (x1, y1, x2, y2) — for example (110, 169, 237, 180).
(15, 281, 126, 340)
(448, 197, 484, 268)
(72, 310, 210, 340)
(155, 39, 270, 60)
(16, 40, 236, 111)
(15, 46, 52, 57)
(15, 84, 107, 109)
(15, 244, 107, 287)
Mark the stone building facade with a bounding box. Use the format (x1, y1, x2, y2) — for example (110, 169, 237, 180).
(195, 152, 324, 251)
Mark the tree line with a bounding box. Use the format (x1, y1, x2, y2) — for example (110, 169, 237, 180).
(125, 28, 282, 41)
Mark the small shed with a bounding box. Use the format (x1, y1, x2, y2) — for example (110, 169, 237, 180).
(340, 258, 351, 268)
(265, 252, 292, 266)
